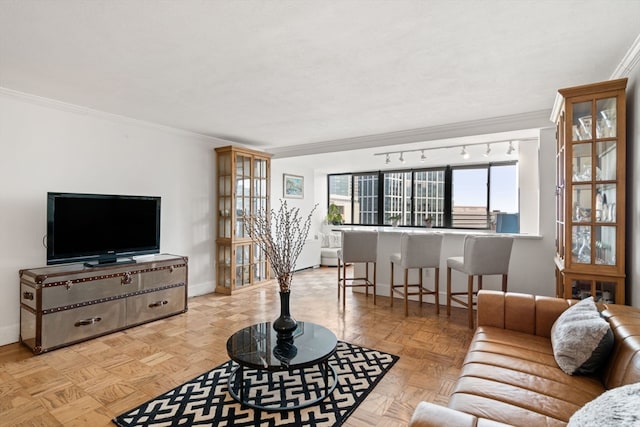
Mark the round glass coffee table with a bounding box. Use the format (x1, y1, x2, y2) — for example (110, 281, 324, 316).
(226, 321, 338, 411)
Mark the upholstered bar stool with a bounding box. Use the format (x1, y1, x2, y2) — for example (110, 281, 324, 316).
(337, 230, 378, 309)
(390, 233, 444, 316)
(446, 235, 514, 328)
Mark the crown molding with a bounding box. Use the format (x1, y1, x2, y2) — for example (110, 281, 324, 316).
(0, 87, 230, 145)
(611, 33, 640, 79)
(268, 110, 552, 158)
(550, 93, 564, 124)
(552, 34, 640, 123)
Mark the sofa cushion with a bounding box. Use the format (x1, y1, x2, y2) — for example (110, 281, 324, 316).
(319, 232, 342, 248)
(329, 232, 341, 248)
(318, 232, 330, 248)
(568, 382, 640, 426)
(551, 297, 614, 375)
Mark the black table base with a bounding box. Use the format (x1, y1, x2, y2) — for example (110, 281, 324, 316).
(227, 361, 338, 411)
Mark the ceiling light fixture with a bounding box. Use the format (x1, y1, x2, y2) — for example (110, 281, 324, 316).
(506, 141, 515, 155)
(420, 150, 426, 163)
(483, 143, 491, 157)
(460, 146, 470, 160)
(385, 153, 390, 164)
(399, 152, 405, 163)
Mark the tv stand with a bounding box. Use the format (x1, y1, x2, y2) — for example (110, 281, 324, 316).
(19, 254, 188, 354)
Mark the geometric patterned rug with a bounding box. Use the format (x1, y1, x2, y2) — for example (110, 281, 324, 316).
(113, 341, 399, 427)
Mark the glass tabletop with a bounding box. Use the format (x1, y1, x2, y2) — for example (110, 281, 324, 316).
(226, 321, 337, 370)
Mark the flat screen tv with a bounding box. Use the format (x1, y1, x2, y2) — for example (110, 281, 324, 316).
(47, 192, 161, 266)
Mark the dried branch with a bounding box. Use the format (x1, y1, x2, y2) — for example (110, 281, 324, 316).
(242, 201, 318, 293)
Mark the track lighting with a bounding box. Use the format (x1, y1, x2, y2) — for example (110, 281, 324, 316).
(506, 141, 515, 155)
(373, 138, 530, 163)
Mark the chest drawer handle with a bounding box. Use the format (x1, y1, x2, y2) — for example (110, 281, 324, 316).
(121, 272, 132, 285)
(148, 300, 169, 308)
(65, 280, 74, 290)
(22, 291, 34, 300)
(75, 317, 102, 327)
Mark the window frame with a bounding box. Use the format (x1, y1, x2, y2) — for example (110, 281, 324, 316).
(327, 160, 517, 230)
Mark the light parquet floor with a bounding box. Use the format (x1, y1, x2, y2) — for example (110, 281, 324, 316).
(0, 267, 475, 426)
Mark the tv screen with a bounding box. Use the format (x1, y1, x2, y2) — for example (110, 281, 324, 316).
(47, 192, 161, 265)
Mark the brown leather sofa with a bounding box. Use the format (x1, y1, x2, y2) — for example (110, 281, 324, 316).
(409, 290, 640, 427)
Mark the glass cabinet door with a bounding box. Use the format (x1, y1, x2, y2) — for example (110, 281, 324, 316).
(568, 95, 619, 270)
(235, 154, 251, 238)
(218, 152, 232, 239)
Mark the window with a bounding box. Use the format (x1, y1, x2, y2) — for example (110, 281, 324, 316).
(414, 170, 445, 226)
(490, 164, 518, 213)
(452, 167, 489, 228)
(354, 173, 378, 224)
(328, 161, 517, 229)
(383, 172, 412, 225)
(328, 174, 351, 223)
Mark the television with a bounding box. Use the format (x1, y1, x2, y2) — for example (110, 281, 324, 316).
(47, 192, 161, 266)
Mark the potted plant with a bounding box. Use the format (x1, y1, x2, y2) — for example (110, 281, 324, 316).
(326, 203, 344, 225)
(242, 201, 317, 340)
(387, 214, 402, 227)
(424, 215, 433, 228)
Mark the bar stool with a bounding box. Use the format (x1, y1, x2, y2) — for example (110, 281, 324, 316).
(390, 233, 443, 316)
(446, 235, 514, 328)
(337, 230, 378, 309)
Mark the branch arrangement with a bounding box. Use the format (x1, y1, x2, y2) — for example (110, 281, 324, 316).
(243, 201, 318, 293)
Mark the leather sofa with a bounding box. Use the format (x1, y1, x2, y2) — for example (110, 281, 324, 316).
(409, 290, 640, 426)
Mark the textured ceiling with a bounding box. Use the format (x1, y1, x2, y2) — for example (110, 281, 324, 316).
(1, 0, 639, 154)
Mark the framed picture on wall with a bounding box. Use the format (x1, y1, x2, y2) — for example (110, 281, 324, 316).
(283, 174, 304, 198)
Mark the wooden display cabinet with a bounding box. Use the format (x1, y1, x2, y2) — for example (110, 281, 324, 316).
(552, 78, 627, 304)
(215, 146, 271, 294)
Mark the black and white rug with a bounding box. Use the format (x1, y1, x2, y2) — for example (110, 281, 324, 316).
(113, 341, 399, 427)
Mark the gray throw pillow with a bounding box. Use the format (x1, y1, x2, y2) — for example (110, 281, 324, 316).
(550, 297, 613, 375)
(568, 382, 640, 426)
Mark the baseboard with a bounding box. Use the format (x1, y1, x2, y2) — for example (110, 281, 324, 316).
(0, 322, 20, 347)
(188, 280, 215, 298)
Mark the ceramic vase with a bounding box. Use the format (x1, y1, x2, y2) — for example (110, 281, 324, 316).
(273, 291, 297, 340)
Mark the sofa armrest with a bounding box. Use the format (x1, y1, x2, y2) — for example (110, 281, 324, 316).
(477, 290, 572, 337)
(409, 402, 513, 427)
(409, 402, 478, 427)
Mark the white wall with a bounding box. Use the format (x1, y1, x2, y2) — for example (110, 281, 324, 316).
(0, 92, 221, 346)
(270, 158, 325, 238)
(627, 67, 639, 307)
